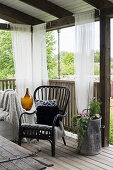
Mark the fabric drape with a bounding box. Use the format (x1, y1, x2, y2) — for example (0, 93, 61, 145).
(11, 23, 48, 98)
(32, 23, 48, 92)
(75, 11, 95, 113)
(10, 24, 32, 97)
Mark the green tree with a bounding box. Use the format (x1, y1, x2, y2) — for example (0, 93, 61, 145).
(0, 30, 15, 79)
(60, 52, 74, 75)
(94, 64, 100, 75)
(111, 58, 113, 69)
(46, 31, 57, 79)
(94, 51, 100, 63)
(0, 30, 57, 79)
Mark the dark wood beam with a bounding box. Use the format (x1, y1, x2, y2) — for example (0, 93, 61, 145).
(0, 23, 10, 30)
(0, 16, 75, 31)
(100, 15, 110, 147)
(19, 0, 73, 18)
(0, 3, 44, 25)
(83, 0, 113, 9)
(46, 16, 75, 31)
(46, 10, 99, 31)
(101, 6, 113, 17)
(0, 10, 100, 32)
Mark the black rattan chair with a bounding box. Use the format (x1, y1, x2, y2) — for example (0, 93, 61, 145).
(18, 86, 70, 156)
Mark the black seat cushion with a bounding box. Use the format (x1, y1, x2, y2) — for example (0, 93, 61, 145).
(35, 100, 60, 126)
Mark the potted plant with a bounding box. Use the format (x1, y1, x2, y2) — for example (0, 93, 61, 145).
(73, 98, 101, 155)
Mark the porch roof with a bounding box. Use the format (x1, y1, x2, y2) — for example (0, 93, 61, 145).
(0, 0, 113, 31)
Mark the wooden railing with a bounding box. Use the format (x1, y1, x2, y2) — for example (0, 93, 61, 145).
(0, 79, 16, 90)
(49, 79, 100, 131)
(0, 78, 100, 131)
(50, 79, 77, 131)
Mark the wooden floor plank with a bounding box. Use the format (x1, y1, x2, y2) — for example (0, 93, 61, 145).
(0, 136, 46, 170)
(22, 134, 113, 170)
(0, 165, 7, 170)
(57, 138, 113, 168)
(37, 140, 111, 170)
(23, 143, 79, 170)
(23, 142, 103, 170)
(0, 136, 52, 167)
(0, 143, 45, 170)
(57, 138, 113, 169)
(0, 146, 35, 170)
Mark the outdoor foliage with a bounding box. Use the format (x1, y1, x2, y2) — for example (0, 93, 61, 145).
(0, 30, 104, 80)
(110, 107, 113, 145)
(46, 31, 58, 79)
(94, 51, 100, 75)
(60, 52, 74, 76)
(0, 30, 58, 79)
(111, 59, 113, 69)
(0, 30, 15, 79)
(94, 51, 100, 63)
(94, 64, 100, 75)
(90, 99, 101, 116)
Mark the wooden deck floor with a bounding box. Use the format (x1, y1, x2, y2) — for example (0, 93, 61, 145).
(22, 133, 113, 170)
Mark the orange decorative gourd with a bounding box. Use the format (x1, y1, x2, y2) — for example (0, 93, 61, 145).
(21, 88, 33, 110)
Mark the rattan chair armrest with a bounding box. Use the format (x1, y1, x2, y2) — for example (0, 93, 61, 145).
(52, 112, 67, 127)
(19, 111, 36, 126)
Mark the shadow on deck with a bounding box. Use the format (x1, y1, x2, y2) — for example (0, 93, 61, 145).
(22, 133, 113, 170)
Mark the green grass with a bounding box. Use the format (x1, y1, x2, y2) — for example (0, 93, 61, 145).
(110, 107, 113, 145)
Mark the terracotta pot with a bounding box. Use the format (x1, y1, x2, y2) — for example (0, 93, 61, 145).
(21, 88, 33, 110)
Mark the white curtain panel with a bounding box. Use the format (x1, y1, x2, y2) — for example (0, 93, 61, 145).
(10, 24, 32, 98)
(32, 23, 48, 92)
(11, 23, 48, 98)
(75, 11, 95, 113)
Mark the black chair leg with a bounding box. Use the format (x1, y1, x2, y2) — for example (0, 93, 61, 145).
(18, 136, 22, 146)
(18, 129, 22, 146)
(62, 137, 66, 145)
(51, 141, 55, 156)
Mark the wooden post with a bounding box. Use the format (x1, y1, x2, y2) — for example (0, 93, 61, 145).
(57, 29, 61, 79)
(100, 15, 110, 147)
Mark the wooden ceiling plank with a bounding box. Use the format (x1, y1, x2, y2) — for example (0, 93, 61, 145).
(19, 0, 73, 18)
(0, 13, 25, 24)
(0, 3, 44, 25)
(83, 0, 113, 9)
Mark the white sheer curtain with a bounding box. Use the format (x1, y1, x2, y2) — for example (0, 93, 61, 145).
(11, 23, 48, 98)
(32, 23, 48, 92)
(75, 11, 95, 113)
(10, 24, 32, 97)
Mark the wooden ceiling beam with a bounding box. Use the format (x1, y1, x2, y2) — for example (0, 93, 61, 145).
(0, 17, 75, 31)
(0, 23, 10, 30)
(100, 6, 113, 17)
(19, 0, 73, 18)
(0, 3, 44, 25)
(46, 9, 99, 31)
(0, 10, 100, 31)
(46, 16, 75, 31)
(83, 0, 113, 9)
